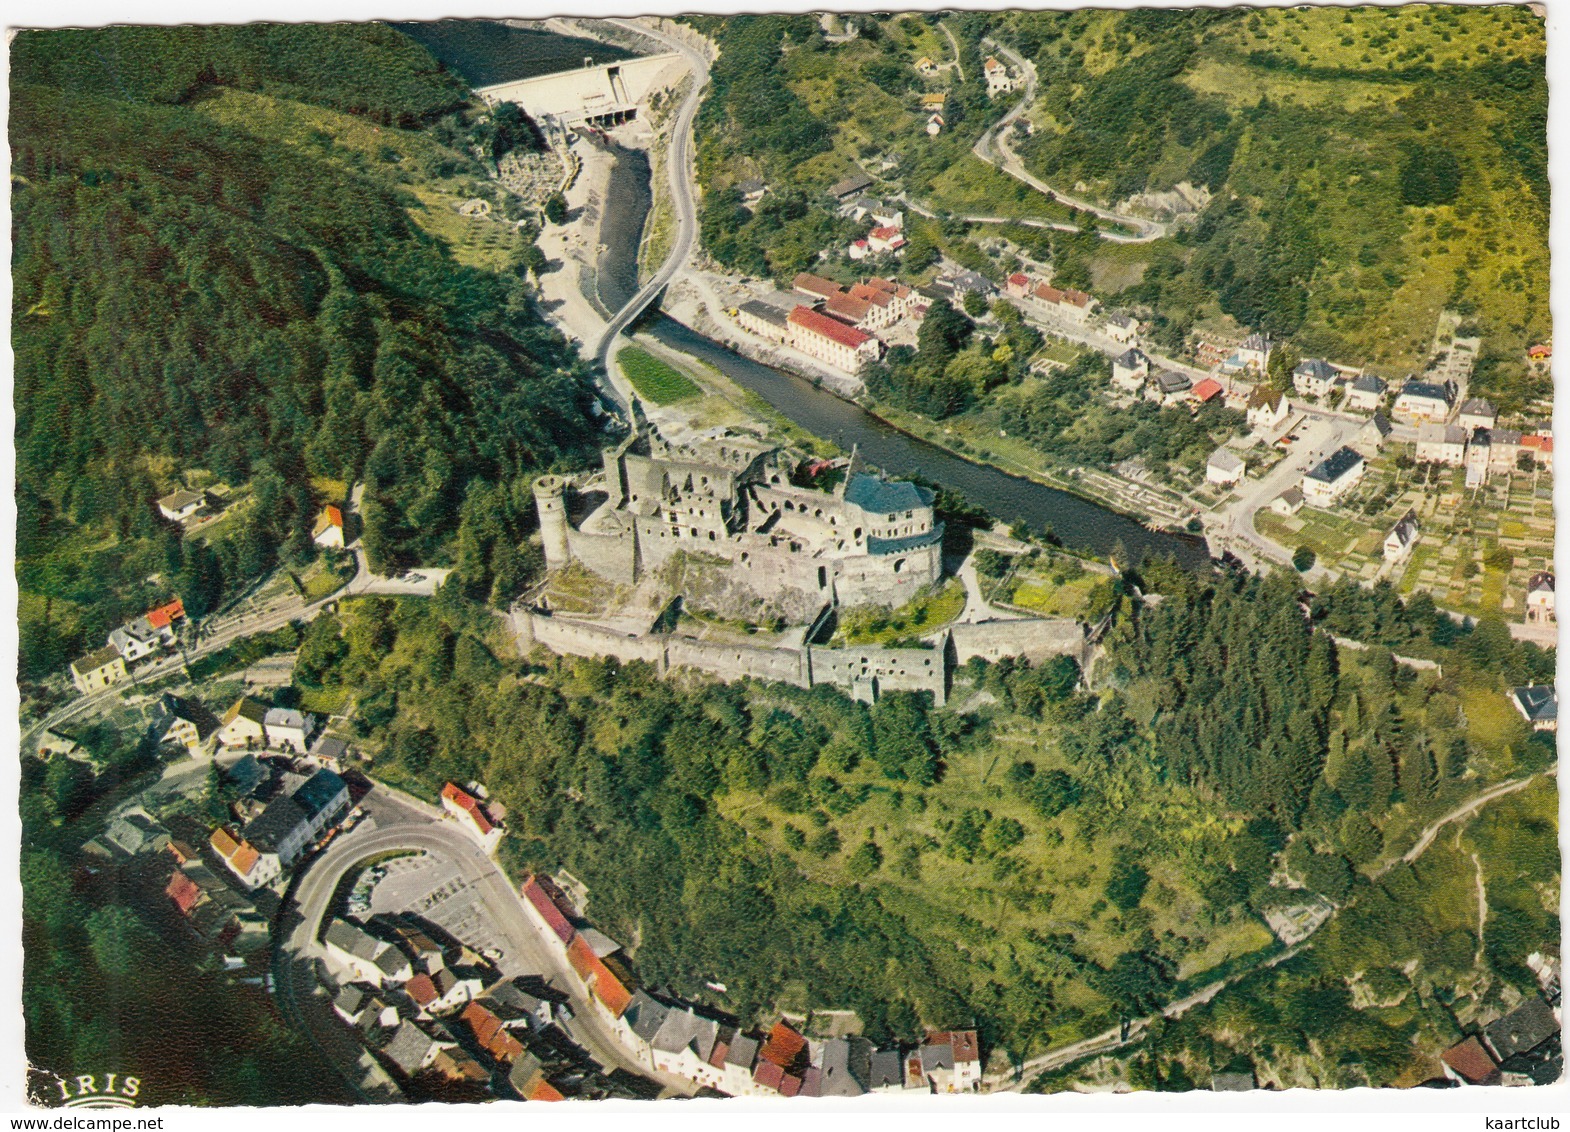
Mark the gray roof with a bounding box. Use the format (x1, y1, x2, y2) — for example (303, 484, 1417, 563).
(1491, 428, 1524, 445)
(739, 299, 789, 327)
(312, 735, 349, 761)
(243, 796, 307, 853)
(1294, 358, 1337, 380)
(1399, 379, 1455, 405)
(725, 1034, 760, 1068)
(1155, 369, 1191, 394)
(1484, 997, 1559, 1061)
(1418, 423, 1468, 446)
(293, 768, 347, 821)
(738, 178, 765, 194)
(326, 919, 383, 962)
(1351, 374, 1387, 394)
(844, 473, 932, 514)
(828, 172, 874, 198)
(1208, 448, 1244, 473)
(374, 946, 412, 979)
(1306, 446, 1364, 485)
(159, 488, 205, 511)
(651, 1006, 719, 1060)
(1510, 684, 1557, 724)
(382, 1020, 438, 1077)
(1459, 397, 1497, 417)
(919, 1041, 954, 1073)
(868, 1048, 903, 1089)
(1113, 348, 1147, 370)
(626, 991, 670, 1044)
(1365, 412, 1393, 436)
(1106, 313, 1135, 329)
(1241, 332, 1271, 351)
(1277, 488, 1304, 507)
(1389, 511, 1419, 547)
(265, 707, 311, 731)
(335, 984, 370, 1016)
(817, 1037, 872, 1097)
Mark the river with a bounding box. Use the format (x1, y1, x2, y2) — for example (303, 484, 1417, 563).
(405, 19, 1207, 568)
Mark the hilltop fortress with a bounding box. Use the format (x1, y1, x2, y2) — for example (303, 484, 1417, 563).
(533, 420, 944, 622)
(517, 419, 1091, 706)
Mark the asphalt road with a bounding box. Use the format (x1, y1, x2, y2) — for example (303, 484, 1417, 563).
(273, 784, 696, 1098)
(594, 18, 710, 383)
(974, 38, 1165, 244)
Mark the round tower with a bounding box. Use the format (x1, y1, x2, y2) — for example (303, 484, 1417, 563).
(533, 475, 571, 571)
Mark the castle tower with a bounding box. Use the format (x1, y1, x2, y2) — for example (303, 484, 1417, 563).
(533, 475, 571, 571)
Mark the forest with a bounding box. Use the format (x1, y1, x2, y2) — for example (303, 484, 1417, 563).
(12, 26, 601, 681)
(271, 555, 1553, 1075)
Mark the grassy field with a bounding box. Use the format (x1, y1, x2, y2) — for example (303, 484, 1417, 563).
(193, 88, 528, 273)
(618, 345, 702, 404)
(831, 579, 967, 646)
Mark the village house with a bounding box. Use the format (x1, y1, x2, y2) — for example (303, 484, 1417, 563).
(908, 1030, 982, 1093)
(1111, 348, 1151, 393)
(1344, 373, 1387, 413)
(1029, 282, 1096, 323)
(1246, 386, 1290, 434)
(148, 692, 218, 757)
(210, 825, 281, 890)
(793, 272, 845, 303)
(1189, 377, 1224, 406)
(1271, 488, 1305, 516)
(737, 178, 767, 206)
(920, 91, 947, 113)
(1441, 1036, 1500, 1086)
(1484, 428, 1524, 475)
(1393, 379, 1456, 424)
(157, 488, 207, 523)
(313, 505, 346, 548)
(1292, 358, 1339, 400)
(1457, 397, 1498, 431)
(1508, 684, 1557, 732)
(868, 205, 903, 231)
(1149, 369, 1192, 406)
(1357, 412, 1393, 456)
(827, 172, 874, 202)
(217, 697, 269, 749)
(866, 226, 906, 255)
(1520, 433, 1554, 471)
(736, 300, 789, 344)
(861, 276, 914, 316)
(914, 55, 937, 75)
(35, 728, 82, 762)
(264, 707, 317, 753)
(823, 294, 880, 331)
(1415, 423, 1468, 467)
(1221, 333, 1271, 374)
(1206, 448, 1245, 487)
(1525, 572, 1555, 625)
(1302, 446, 1365, 507)
(934, 269, 995, 300)
(1384, 511, 1419, 564)
(786, 306, 883, 373)
(982, 56, 1017, 95)
(925, 113, 943, 136)
(71, 646, 127, 695)
(441, 782, 505, 851)
(109, 621, 160, 664)
(1104, 312, 1138, 345)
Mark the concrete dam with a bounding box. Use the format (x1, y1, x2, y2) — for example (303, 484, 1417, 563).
(475, 52, 686, 130)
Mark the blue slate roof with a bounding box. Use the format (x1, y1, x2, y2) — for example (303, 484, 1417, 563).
(844, 474, 933, 515)
(294, 768, 348, 821)
(866, 523, 944, 556)
(1510, 685, 1557, 724)
(1400, 380, 1454, 404)
(1294, 358, 1336, 380)
(1306, 446, 1364, 484)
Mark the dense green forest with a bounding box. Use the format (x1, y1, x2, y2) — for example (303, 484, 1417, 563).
(285, 560, 1553, 1073)
(687, 7, 1548, 402)
(12, 25, 600, 681)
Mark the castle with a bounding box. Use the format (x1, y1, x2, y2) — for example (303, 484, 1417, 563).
(533, 421, 945, 621)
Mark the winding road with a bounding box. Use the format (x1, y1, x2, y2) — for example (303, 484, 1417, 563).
(273, 783, 696, 1098)
(593, 18, 711, 393)
(972, 38, 1166, 244)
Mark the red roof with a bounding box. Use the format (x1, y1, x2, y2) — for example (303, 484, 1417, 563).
(868, 225, 901, 241)
(230, 842, 260, 877)
(324, 505, 343, 529)
(1033, 282, 1062, 303)
(848, 283, 894, 307)
(567, 935, 633, 1018)
(442, 782, 495, 835)
(793, 272, 843, 300)
(753, 1061, 784, 1091)
(864, 276, 899, 294)
(1007, 273, 1030, 288)
(166, 871, 202, 915)
(522, 875, 577, 944)
(779, 1073, 802, 1097)
(528, 1079, 565, 1102)
(789, 305, 874, 350)
(487, 1028, 526, 1063)
(708, 1040, 731, 1069)
(406, 973, 439, 1007)
(1191, 378, 1224, 402)
(146, 597, 186, 630)
(461, 1002, 503, 1047)
(759, 1021, 808, 1070)
(1441, 1036, 1498, 1084)
(1522, 434, 1553, 454)
(929, 1029, 980, 1064)
(1528, 343, 1552, 358)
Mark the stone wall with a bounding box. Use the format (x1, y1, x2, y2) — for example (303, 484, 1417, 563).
(565, 526, 638, 586)
(948, 619, 1088, 666)
(806, 641, 948, 706)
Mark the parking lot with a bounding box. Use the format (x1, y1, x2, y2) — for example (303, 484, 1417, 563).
(363, 851, 531, 970)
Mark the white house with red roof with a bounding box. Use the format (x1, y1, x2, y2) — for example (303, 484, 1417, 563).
(786, 306, 883, 373)
(313, 504, 345, 548)
(441, 782, 503, 851)
(866, 226, 906, 255)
